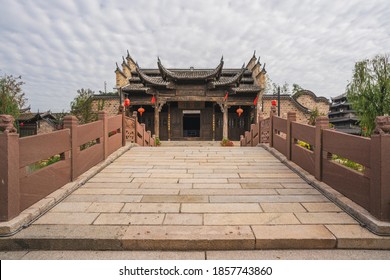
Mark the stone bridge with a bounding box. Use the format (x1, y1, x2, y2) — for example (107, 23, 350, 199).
(1, 143, 390, 252)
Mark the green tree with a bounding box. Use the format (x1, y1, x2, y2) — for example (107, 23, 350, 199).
(346, 54, 390, 136)
(292, 83, 303, 95)
(70, 88, 96, 124)
(0, 74, 28, 118)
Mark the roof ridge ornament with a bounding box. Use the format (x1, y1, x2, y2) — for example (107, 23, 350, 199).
(221, 55, 224, 62)
(252, 50, 256, 58)
(257, 56, 261, 64)
(116, 62, 120, 70)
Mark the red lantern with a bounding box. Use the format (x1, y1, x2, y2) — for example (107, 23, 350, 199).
(271, 100, 277, 106)
(151, 96, 156, 104)
(20, 122, 24, 127)
(124, 98, 130, 107)
(138, 107, 145, 116)
(236, 107, 244, 117)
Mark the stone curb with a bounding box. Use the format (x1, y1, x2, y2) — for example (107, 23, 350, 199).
(259, 144, 390, 236)
(0, 143, 138, 236)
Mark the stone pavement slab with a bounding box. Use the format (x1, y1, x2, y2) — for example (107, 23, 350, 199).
(252, 225, 336, 249)
(121, 225, 255, 250)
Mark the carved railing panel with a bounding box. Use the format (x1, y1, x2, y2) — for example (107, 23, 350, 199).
(260, 118, 270, 143)
(124, 116, 135, 143)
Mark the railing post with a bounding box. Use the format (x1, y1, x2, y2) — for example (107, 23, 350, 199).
(0, 128, 20, 221)
(250, 124, 255, 146)
(141, 124, 146, 146)
(63, 115, 78, 181)
(132, 111, 138, 144)
(119, 105, 126, 147)
(314, 116, 329, 181)
(240, 135, 244, 146)
(258, 115, 263, 144)
(370, 134, 390, 221)
(269, 106, 276, 148)
(98, 111, 108, 159)
(286, 112, 296, 160)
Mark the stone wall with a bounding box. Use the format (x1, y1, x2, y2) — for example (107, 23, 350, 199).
(91, 97, 120, 117)
(37, 120, 56, 134)
(261, 91, 329, 124)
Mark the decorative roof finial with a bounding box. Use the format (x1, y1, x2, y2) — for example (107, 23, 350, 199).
(242, 63, 246, 68)
(116, 62, 120, 69)
(253, 50, 256, 58)
(257, 56, 261, 64)
(221, 55, 224, 62)
(157, 56, 161, 63)
(262, 63, 266, 72)
(127, 50, 130, 58)
(136, 61, 139, 68)
(122, 56, 126, 63)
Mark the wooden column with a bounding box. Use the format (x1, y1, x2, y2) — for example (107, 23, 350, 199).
(370, 134, 390, 221)
(168, 103, 171, 141)
(154, 104, 159, 139)
(314, 116, 329, 181)
(0, 131, 20, 221)
(223, 104, 228, 139)
(212, 104, 215, 141)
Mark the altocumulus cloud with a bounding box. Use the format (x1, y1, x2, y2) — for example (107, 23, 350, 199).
(0, 0, 389, 112)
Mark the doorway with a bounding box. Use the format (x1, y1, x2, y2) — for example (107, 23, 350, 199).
(183, 112, 200, 137)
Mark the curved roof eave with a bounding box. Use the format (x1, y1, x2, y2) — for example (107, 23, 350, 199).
(157, 57, 224, 81)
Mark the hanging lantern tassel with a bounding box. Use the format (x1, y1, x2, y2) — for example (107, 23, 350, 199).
(124, 98, 131, 107)
(253, 95, 258, 106)
(138, 107, 145, 116)
(151, 95, 156, 104)
(223, 91, 229, 101)
(236, 107, 244, 117)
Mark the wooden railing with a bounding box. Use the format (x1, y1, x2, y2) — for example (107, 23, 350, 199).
(124, 111, 156, 147)
(267, 111, 390, 222)
(240, 109, 390, 221)
(0, 110, 155, 222)
(240, 116, 270, 146)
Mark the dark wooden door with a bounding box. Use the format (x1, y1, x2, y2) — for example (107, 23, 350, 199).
(228, 113, 246, 141)
(159, 112, 168, 140)
(200, 107, 213, 140)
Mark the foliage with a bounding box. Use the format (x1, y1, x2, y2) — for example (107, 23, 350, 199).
(0, 74, 28, 119)
(154, 137, 161, 146)
(292, 84, 303, 95)
(70, 88, 96, 124)
(332, 155, 364, 173)
(346, 54, 390, 136)
(221, 138, 234, 146)
(264, 75, 304, 96)
(297, 140, 311, 150)
(28, 154, 61, 172)
(308, 107, 320, 126)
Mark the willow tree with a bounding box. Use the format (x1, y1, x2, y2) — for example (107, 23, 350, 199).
(346, 54, 390, 136)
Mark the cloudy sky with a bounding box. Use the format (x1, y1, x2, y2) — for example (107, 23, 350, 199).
(1, 0, 389, 112)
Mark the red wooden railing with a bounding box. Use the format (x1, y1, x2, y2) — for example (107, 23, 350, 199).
(0, 110, 155, 222)
(240, 109, 390, 221)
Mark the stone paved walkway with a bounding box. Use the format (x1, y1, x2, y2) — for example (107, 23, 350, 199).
(1, 144, 390, 251)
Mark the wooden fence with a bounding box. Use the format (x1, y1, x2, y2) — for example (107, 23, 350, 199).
(0, 110, 155, 222)
(241, 111, 390, 221)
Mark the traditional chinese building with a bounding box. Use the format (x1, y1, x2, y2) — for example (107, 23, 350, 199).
(328, 93, 360, 135)
(112, 51, 266, 141)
